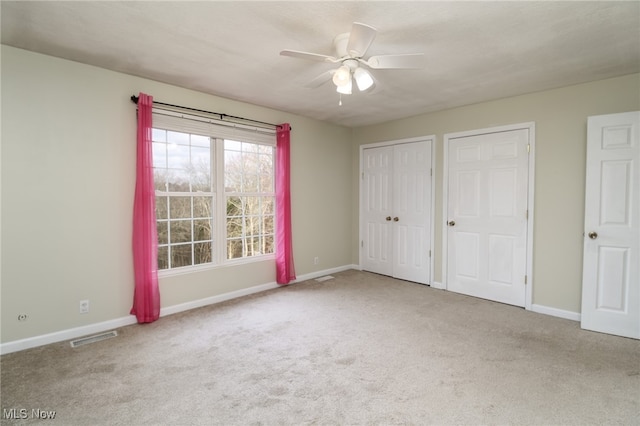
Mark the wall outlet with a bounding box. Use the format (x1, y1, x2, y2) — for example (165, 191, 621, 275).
(314, 257, 319, 265)
(79, 300, 90, 314)
(17, 313, 28, 321)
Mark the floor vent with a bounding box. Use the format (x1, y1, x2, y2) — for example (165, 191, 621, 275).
(70, 330, 118, 348)
(315, 275, 335, 282)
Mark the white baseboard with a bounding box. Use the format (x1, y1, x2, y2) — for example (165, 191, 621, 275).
(531, 304, 581, 322)
(430, 281, 444, 289)
(0, 265, 357, 355)
(292, 264, 358, 283)
(0, 316, 139, 355)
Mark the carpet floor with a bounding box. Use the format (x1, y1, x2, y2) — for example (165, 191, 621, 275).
(1, 270, 639, 425)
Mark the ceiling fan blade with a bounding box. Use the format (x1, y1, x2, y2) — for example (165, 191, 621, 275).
(305, 70, 335, 88)
(347, 22, 377, 57)
(280, 49, 338, 63)
(365, 53, 425, 69)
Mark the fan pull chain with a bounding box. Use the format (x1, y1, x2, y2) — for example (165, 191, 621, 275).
(339, 94, 343, 106)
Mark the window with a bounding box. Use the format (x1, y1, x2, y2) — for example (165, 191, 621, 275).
(224, 140, 275, 260)
(151, 113, 275, 271)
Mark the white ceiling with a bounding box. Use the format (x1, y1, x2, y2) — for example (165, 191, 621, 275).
(2, 1, 639, 128)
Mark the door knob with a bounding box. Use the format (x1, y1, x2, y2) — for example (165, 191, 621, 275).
(588, 231, 598, 240)
(385, 216, 392, 221)
(448, 220, 456, 226)
(393, 217, 399, 222)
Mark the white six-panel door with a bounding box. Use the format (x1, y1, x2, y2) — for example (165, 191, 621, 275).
(361, 140, 432, 284)
(393, 142, 432, 283)
(362, 146, 393, 277)
(581, 111, 640, 339)
(445, 127, 531, 307)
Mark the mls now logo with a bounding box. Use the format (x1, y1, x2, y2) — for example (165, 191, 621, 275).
(3, 408, 56, 419)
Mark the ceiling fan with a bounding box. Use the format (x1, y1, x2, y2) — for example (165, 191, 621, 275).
(280, 22, 425, 97)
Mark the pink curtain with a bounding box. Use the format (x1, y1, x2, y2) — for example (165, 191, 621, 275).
(131, 93, 161, 323)
(276, 123, 296, 284)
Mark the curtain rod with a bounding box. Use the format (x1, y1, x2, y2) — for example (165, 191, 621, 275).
(130, 95, 286, 130)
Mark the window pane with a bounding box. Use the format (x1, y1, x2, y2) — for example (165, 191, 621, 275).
(227, 239, 243, 259)
(193, 219, 211, 241)
(167, 169, 190, 192)
(243, 174, 259, 192)
(154, 169, 168, 191)
(152, 129, 167, 143)
(194, 242, 212, 265)
(227, 196, 243, 216)
(245, 197, 263, 215)
(226, 217, 243, 238)
(171, 244, 192, 268)
(191, 146, 209, 166)
(158, 246, 168, 270)
(263, 215, 274, 234)
(259, 173, 273, 192)
(156, 196, 168, 220)
(245, 216, 259, 236)
(191, 146, 211, 189)
(225, 172, 242, 192)
(193, 196, 212, 218)
(225, 150, 241, 164)
(191, 134, 210, 148)
(264, 235, 274, 255)
(262, 198, 274, 215)
(168, 144, 190, 168)
(191, 167, 211, 192)
(243, 142, 259, 153)
(153, 142, 167, 168)
(243, 152, 260, 174)
(170, 220, 192, 243)
(258, 144, 273, 154)
(250, 236, 266, 256)
(168, 131, 190, 145)
(225, 139, 242, 151)
(169, 196, 192, 219)
(157, 221, 168, 245)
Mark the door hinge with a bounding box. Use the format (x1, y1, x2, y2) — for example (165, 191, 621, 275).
(361, 172, 364, 180)
(526, 209, 529, 220)
(524, 275, 528, 285)
(527, 144, 530, 153)
(430, 168, 433, 177)
(429, 250, 432, 257)
(361, 240, 364, 248)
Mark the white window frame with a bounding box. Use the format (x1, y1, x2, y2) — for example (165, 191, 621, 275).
(152, 110, 276, 277)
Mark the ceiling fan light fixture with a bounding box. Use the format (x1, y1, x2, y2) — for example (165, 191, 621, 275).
(336, 79, 352, 95)
(332, 65, 351, 87)
(353, 68, 374, 91)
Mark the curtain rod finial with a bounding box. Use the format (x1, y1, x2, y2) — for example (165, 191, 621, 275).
(131, 95, 139, 104)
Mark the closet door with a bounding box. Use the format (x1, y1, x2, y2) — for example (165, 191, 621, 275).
(361, 141, 432, 284)
(362, 146, 393, 277)
(445, 128, 530, 307)
(392, 142, 431, 283)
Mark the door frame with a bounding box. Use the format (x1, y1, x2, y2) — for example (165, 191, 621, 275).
(440, 122, 535, 310)
(359, 135, 436, 285)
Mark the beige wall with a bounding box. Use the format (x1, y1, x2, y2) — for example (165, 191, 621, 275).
(1, 46, 353, 343)
(351, 73, 640, 313)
